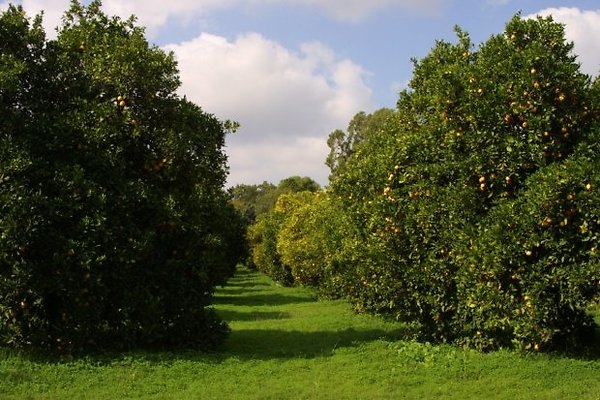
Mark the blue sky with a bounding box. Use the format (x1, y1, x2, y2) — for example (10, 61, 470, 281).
(3, 0, 600, 186)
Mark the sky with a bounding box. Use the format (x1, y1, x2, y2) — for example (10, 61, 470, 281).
(2, 1, 600, 187)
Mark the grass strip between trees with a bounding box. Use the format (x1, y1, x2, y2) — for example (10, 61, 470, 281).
(1, 267, 599, 399)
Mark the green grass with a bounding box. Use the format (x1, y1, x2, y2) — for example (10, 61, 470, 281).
(1, 268, 599, 399)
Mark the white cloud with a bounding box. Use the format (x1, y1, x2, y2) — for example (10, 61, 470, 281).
(165, 33, 373, 185)
(226, 136, 330, 186)
(100, 0, 233, 37)
(4, 0, 442, 36)
(527, 7, 600, 77)
(0, 0, 69, 37)
(100, 0, 443, 30)
(285, 0, 442, 21)
(1, 0, 212, 37)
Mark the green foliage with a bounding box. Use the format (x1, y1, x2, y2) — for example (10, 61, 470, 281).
(274, 192, 353, 297)
(326, 108, 394, 181)
(244, 176, 320, 282)
(277, 176, 321, 194)
(329, 14, 600, 350)
(0, 2, 243, 353)
(230, 176, 320, 226)
(229, 181, 277, 224)
(275, 192, 320, 285)
(454, 155, 600, 351)
(247, 210, 292, 285)
(328, 109, 409, 314)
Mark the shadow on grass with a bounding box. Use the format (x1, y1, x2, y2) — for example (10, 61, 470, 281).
(217, 309, 290, 322)
(214, 293, 315, 307)
(6, 270, 598, 364)
(222, 281, 271, 289)
(0, 326, 411, 365)
(4, 323, 599, 365)
(221, 327, 410, 360)
(217, 287, 268, 296)
(549, 323, 600, 361)
(222, 269, 268, 286)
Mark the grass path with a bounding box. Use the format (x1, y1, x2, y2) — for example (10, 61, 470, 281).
(1, 268, 599, 399)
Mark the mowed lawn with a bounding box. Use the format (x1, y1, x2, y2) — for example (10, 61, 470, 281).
(1, 268, 599, 399)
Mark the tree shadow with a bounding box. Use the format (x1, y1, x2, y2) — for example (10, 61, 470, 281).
(217, 309, 290, 322)
(0, 326, 410, 365)
(223, 280, 271, 288)
(220, 327, 412, 360)
(7, 322, 598, 365)
(217, 287, 267, 296)
(547, 325, 600, 361)
(213, 293, 315, 307)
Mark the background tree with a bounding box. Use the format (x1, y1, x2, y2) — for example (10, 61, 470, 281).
(229, 181, 277, 224)
(275, 191, 355, 298)
(326, 108, 393, 181)
(230, 176, 320, 225)
(245, 176, 320, 283)
(277, 176, 321, 193)
(0, 2, 243, 353)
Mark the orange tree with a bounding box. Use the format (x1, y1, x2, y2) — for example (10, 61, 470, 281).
(329, 108, 416, 314)
(326, 108, 394, 181)
(246, 176, 320, 285)
(275, 191, 354, 298)
(0, 2, 244, 353)
(247, 209, 292, 285)
(332, 15, 599, 350)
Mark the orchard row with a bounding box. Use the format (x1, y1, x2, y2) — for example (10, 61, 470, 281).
(243, 15, 600, 351)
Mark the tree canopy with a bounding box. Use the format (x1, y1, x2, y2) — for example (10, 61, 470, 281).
(326, 108, 394, 181)
(0, 1, 244, 353)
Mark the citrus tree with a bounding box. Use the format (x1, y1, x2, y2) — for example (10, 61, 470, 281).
(275, 191, 359, 298)
(245, 176, 320, 284)
(0, 2, 243, 353)
(328, 108, 413, 314)
(326, 108, 393, 181)
(332, 14, 599, 350)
